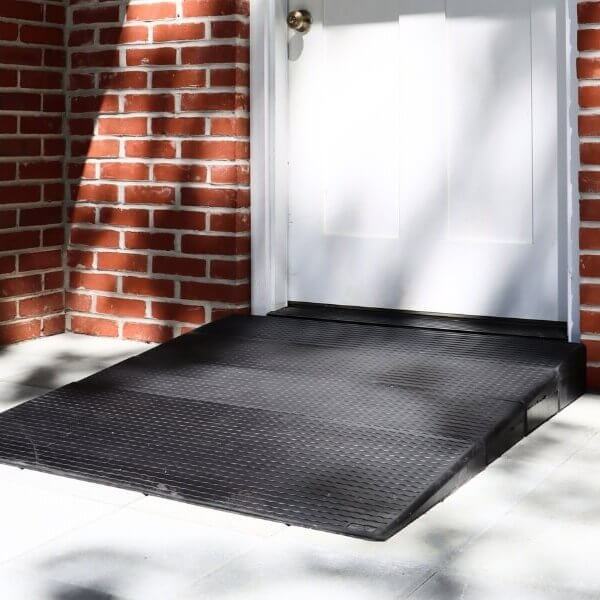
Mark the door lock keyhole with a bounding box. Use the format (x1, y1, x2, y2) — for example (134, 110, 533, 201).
(287, 9, 312, 34)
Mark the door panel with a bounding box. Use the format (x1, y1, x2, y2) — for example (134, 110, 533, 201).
(288, 0, 565, 320)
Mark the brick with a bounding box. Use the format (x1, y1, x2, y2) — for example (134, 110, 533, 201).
(123, 321, 173, 343)
(42, 93, 65, 113)
(71, 50, 120, 68)
(183, 0, 243, 17)
(70, 228, 120, 249)
(42, 227, 64, 246)
(123, 276, 174, 297)
(581, 29, 600, 52)
(70, 315, 118, 337)
(99, 71, 148, 89)
(0, 138, 40, 157)
(0, 92, 41, 111)
(181, 234, 249, 255)
(152, 302, 205, 324)
(44, 48, 65, 68)
(579, 2, 600, 24)
(21, 116, 62, 134)
(0, 300, 16, 322)
(71, 94, 119, 113)
(21, 70, 63, 90)
(182, 45, 247, 65)
(73, 5, 120, 25)
(0, 70, 17, 88)
(67, 249, 94, 269)
(211, 306, 249, 320)
(98, 117, 147, 136)
(153, 255, 206, 277)
(44, 183, 64, 202)
(0, 46, 42, 66)
(583, 338, 600, 362)
(20, 24, 63, 46)
(125, 185, 175, 205)
(19, 161, 62, 180)
(97, 252, 148, 273)
(581, 143, 600, 165)
(154, 164, 207, 183)
(68, 206, 95, 224)
(0, 320, 41, 344)
(100, 26, 149, 45)
(211, 67, 248, 87)
(211, 117, 249, 136)
(69, 117, 95, 135)
(0, 0, 44, 21)
(153, 23, 205, 42)
(582, 284, 600, 306)
(43, 269, 63, 291)
(124, 94, 175, 112)
(154, 209, 206, 231)
(45, 4, 65, 25)
(0, 184, 40, 204)
(101, 163, 149, 181)
(73, 184, 119, 203)
(580, 171, 600, 193)
(0, 164, 16, 181)
(127, 3, 177, 21)
(69, 29, 94, 47)
(0, 256, 15, 274)
(182, 140, 237, 160)
(19, 250, 61, 272)
(580, 114, 600, 137)
(0, 274, 41, 298)
(97, 296, 146, 318)
(0, 209, 16, 228)
(581, 200, 600, 222)
(211, 20, 249, 39)
(19, 206, 62, 227)
(41, 313, 65, 336)
(581, 254, 600, 276)
(0, 23, 18, 42)
(181, 92, 235, 111)
(581, 310, 600, 334)
(210, 258, 250, 279)
(70, 271, 117, 293)
(181, 187, 245, 208)
(71, 138, 120, 158)
(211, 164, 249, 185)
(19, 292, 63, 318)
(578, 57, 600, 80)
(152, 117, 205, 136)
(100, 207, 150, 228)
(125, 140, 176, 158)
(124, 231, 174, 251)
(582, 227, 600, 250)
(66, 292, 92, 312)
(181, 281, 249, 303)
(68, 162, 97, 180)
(0, 230, 39, 250)
(152, 69, 206, 89)
(126, 47, 176, 66)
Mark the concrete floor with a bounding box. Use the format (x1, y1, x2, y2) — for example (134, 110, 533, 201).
(0, 333, 597, 599)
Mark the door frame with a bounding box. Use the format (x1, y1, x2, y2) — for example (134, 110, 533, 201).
(250, 0, 581, 341)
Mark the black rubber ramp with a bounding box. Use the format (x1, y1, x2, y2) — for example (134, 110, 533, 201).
(0, 314, 586, 540)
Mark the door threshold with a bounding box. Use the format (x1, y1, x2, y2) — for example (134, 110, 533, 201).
(270, 302, 568, 341)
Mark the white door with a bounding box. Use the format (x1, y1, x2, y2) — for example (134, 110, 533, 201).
(287, 0, 566, 321)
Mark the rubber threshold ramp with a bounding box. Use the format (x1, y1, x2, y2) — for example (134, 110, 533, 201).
(0, 314, 586, 540)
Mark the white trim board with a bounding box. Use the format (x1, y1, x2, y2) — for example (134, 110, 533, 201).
(250, 0, 580, 341)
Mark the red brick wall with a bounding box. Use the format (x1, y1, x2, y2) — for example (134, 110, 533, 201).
(65, 0, 250, 343)
(0, 0, 66, 344)
(579, 1, 600, 386)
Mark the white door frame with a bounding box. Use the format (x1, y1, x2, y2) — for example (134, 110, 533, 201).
(250, 0, 581, 341)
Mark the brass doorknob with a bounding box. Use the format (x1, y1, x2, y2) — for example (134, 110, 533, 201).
(287, 9, 312, 33)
